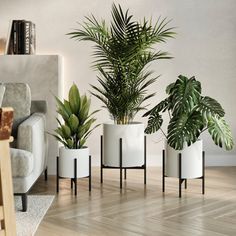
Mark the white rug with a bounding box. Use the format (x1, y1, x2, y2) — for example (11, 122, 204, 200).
(15, 195, 54, 236)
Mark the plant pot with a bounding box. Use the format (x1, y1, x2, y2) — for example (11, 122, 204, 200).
(103, 122, 144, 167)
(59, 146, 89, 178)
(165, 140, 203, 179)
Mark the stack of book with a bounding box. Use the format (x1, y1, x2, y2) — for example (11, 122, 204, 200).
(6, 20, 36, 55)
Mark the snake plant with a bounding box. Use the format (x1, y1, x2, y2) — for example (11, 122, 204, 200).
(52, 84, 99, 149)
(68, 3, 175, 124)
(144, 75, 234, 150)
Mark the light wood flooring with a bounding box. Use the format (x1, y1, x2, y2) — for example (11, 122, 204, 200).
(32, 167, 236, 236)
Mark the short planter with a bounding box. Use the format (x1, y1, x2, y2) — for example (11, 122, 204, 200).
(101, 122, 147, 188)
(162, 140, 205, 197)
(56, 147, 91, 195)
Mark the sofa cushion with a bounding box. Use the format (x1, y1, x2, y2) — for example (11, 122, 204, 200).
(2, 83, 31, 138)
(0, 84, 5, 106)
(10, 148, 34, 177)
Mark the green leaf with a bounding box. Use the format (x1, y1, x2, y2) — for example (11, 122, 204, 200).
(170, 75, 201, 116)
(208, 116, 234, 150)
(79, 95, 91, 124)
(195, 96, 225, 120)
(145, 112, 163, 134)
(143, 98, 169, 117)
(67, 3, 175, 122)
(61, 125, 71, 139)
(68, 114, 79, 133)
(66, 139, 74, 149)
(64, 99, 73, 116)
(167, 111, 204, 150)
(69, 84, 80, 114)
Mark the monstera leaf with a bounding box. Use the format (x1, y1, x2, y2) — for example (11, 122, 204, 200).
(167, 111, 204, 150)
(208, 116, 234, 150)
(170, 75, 201, 116)
(143, 98, 169, 117)
(195, 96, 225, 120)
(145, 112, 163, 134)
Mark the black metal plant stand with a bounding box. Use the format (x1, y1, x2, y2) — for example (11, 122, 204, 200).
(56, 155, 92, 195)
(162, 150, 205, 198)
(100, 135, 147, 189)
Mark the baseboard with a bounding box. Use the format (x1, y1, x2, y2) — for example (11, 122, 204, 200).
(48, 154, 236, 175)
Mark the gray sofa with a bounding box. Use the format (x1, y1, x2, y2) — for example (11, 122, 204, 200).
(0, 83, 48, 211)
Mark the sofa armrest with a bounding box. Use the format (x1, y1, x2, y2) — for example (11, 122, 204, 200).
(17, 113, 47, 172)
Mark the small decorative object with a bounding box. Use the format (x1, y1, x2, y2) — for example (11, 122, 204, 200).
(52, 84, 98, 195)
(68, 3, 175, 187)
(0, 107, 14, 140)
(144, 75, 234, 197)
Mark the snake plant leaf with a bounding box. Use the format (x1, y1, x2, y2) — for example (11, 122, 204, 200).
(68, 114, 79, 133)
(195, 96, 225, 120)
(55, 96, 70, 121)
(61, 125, 71, 139)
(79, 95, 91, 124)
(145, 112, 163, 134)
(66, 139, 74, 149)
(54, 127, 64, 138)
(167, 111, 204, 150)
(69, 84, 80, 114)
(78, 138, 86, 149)
(208, 116, 234, 150)
(78, 118, 96, 139)
(64, 99, 73, 116)
(51, 134, 69, 148)
(171, 75, 201, 116)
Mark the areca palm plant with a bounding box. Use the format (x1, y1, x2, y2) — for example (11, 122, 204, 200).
(144, 75, 234, 150)
(68, 3, 175, 124)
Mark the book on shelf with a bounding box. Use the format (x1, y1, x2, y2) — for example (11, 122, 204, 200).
(5, 19, 36, 55)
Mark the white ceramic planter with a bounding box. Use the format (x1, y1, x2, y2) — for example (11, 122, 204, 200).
(103, 122, 144, 167)
(165, 140, 203, 179)
(59, 147, 89, 178)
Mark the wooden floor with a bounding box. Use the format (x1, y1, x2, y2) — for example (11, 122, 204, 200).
(32, 167, 236, 236)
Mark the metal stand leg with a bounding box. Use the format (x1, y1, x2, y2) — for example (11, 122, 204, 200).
(144, 136, 147, 185)
(162, 150, 165, 192)
(74, 159, 77, 195)
(22, 194, 27, 212)
(71, 179, 73, 189)
(44, 166, 48, 181)
(119, 138, 122, 189)
(56, 156, 59, 193)
(202, 151, 205, 194)
(101, 135, 103, 184)
(185, 179, 187, 189)
(179, 153, 182, 198)
(89, 155, 92, 192)
(124, 169, 127, 180)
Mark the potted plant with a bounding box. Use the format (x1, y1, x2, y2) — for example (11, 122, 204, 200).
(144, 75, 234, 179)
(68, 4, 175, 167)
(52, 84, 98, 179)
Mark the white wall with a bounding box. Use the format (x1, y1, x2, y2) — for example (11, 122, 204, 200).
(0, 0, 236, 171)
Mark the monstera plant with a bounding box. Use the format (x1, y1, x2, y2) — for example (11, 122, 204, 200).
(144, 75, 234, 151)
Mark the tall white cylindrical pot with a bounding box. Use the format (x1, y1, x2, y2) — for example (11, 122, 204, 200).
(103, 122, 144, 167)
(165, 140, 203, 179)
(59, 147, 89, 178)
